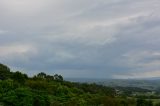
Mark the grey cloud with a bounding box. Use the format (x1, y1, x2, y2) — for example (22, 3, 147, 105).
(0, 0, 160, 78)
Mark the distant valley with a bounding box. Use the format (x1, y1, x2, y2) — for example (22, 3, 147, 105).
(66, 78, 160, 91)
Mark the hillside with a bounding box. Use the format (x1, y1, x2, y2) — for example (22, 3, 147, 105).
(0, 63, 159, 106)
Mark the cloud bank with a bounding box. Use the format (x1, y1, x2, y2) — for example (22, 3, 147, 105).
(0, 0, 160, 78)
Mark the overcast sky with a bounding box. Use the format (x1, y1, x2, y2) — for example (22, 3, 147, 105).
(0, 0, 160, 79)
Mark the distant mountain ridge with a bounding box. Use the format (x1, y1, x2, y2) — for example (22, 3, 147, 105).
(65, 77, 160, 91)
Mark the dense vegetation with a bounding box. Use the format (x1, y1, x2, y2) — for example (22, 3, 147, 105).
(0, 63, 160, 106)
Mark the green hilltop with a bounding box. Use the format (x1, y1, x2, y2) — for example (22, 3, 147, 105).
(0, 63, 159, 106)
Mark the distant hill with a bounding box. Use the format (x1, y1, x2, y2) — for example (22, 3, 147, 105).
(66, 78, 160, 91)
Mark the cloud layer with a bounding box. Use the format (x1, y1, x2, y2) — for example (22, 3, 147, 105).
(0, 0, 160, 78)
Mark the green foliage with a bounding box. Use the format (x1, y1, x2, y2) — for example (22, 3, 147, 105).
(11, 71, 28, 84)
(0, 63, 157, 106)
(155, 102, 160, 106)
(1, 87, 50, 106)
(0, 80, 19, 93)
(33, 73, 63, 82)
(0, 63, 11, 80)
(136, 98, 153, 106)
(54, 74, 63, 81)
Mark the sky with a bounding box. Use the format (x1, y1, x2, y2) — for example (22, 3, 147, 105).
(0, 0, 160, 79)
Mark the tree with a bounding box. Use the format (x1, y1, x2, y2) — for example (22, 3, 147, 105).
(46, 75, 54, 81)
(37, 72, 47, 79)
(54, 74, 63, 81)
(136, 99, 153, 106)
(12, 71, 27, 84)
(0, 63, 11, 80)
